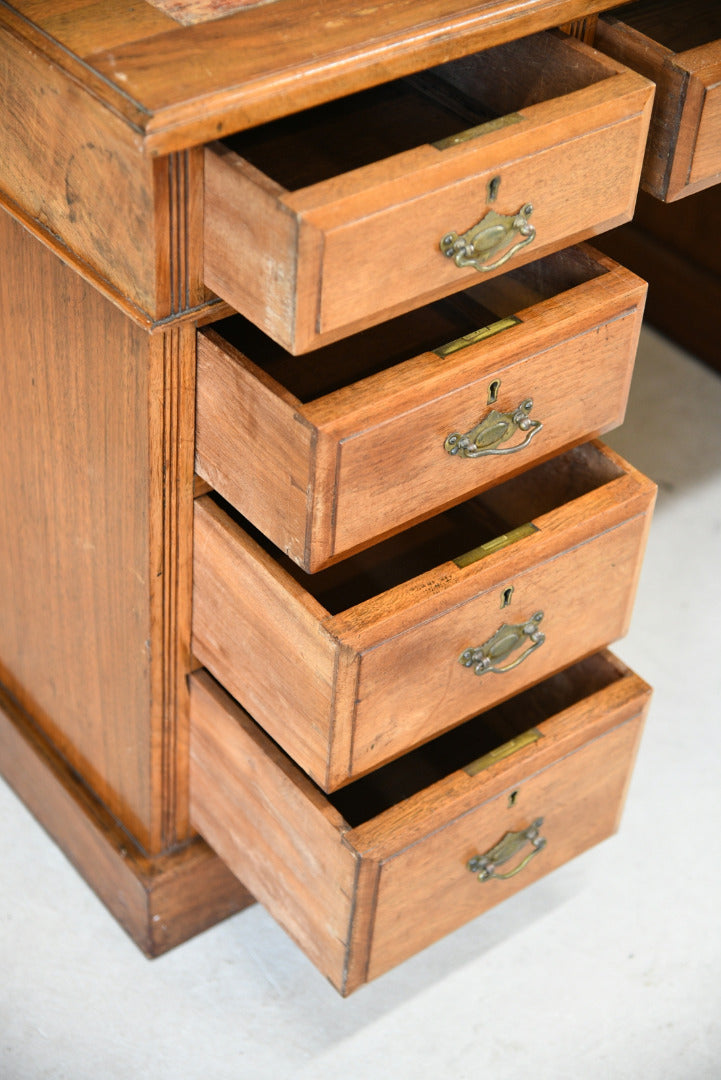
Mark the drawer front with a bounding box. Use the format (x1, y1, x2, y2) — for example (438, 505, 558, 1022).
(196, 248, 646, 571)
(312, 106, 645, 340)
(347, 508, 650, 779)
(189, 654, 651, 995)
(192, 442, 656, 789)
(363, 696, 642, 983)
(204, 33, 652, 351)
(597, 9, 721, 200)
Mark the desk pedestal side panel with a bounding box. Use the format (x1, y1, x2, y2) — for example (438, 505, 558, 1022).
(0, 207, 196, 854)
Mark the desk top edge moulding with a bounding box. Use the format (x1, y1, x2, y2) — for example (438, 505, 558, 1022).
(0, 0, 664, 991)
(3, 1, 615, 153)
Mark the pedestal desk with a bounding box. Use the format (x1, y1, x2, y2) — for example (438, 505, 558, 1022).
(1, 1, 715, 994)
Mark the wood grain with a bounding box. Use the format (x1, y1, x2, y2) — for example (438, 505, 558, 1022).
(195, 326, 315, 567)
(0, 679, 254, 957)
(363, 693, 646, 983)
(89, 1, 623, 153)
(0, 13, 208, 318)
(147, 323, 198, 845)
(0, 204, 196, 852)
(598, 186, 721, 372)
(188, 654, 650, 994)
(191, 496, 340, 787)
(204, 34, 652, 351)
(0, 16, 154, 311)
(203, 149, 301, 355)
(192, 442, 655, 790)
(2, 2, 626, 156)
(17, 0, 178, 53)
(189, 670, 357, 989)
(596, 7, 721, 200)
(196, 247, 646, 571)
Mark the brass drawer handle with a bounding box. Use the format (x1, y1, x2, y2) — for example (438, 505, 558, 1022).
(468, 818, 546, 882)
(440, 203, 535, 273)
(445, 398, 542, 458)
(459, 611, 545, 676)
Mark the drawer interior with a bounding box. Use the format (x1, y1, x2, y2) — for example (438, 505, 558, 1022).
(211, 441, 624, 613)
(608, 0, 721, 51)
(329, 652, 629, 826)
(220, 31, 614, 191)
(208, 246, 607, 402)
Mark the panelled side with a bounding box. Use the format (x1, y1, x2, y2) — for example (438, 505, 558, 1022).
(0, 209, 162, 848)
(0, 22, 155, 312)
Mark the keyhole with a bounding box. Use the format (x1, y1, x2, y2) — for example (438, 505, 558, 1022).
(487, 379, 501, 405)
(508, 790, 519, 808)
(501, 586, 514, 608)
(488, 175, 501, 202)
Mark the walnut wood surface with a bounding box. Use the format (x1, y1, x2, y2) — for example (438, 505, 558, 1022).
(204, 34, 653, 351)
(189, 655, 651, 994)
(0, 205, 195, 852)
(0, 680, 254, 956)
(192, 442, 656, 790)
(196, 247, 646, 571)
(4, 2, 623, 154)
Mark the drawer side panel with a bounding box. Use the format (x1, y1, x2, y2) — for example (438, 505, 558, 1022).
(204, 145, 300, 349)
(192, 497, 338, 783)
(195, 332, 315, 567)
(189, 672, 356, 988)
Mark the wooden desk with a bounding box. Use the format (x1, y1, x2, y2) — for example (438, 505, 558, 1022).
(0, 0, 686, 991)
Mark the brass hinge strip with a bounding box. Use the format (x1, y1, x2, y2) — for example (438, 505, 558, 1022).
(454, 521, 538, 568)
(433, 113, 523, 150)
(464, 727, 542, 776)
(434, 315, 520, 358)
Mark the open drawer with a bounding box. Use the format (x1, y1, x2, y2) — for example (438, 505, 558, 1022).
(204, 30, 653, 352)
(189, 651, 651, 995)
(597, 0, 721, 200)
(196, 245, 646, 572)
(192, 441, 656, 790)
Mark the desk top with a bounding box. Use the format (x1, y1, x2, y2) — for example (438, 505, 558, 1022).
(3, 0, 616, 152)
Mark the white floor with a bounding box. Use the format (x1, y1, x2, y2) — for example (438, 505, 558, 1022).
(2, 326, 720, 1080)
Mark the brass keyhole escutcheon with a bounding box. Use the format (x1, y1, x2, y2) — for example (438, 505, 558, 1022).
(487, 379, 501, 405)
